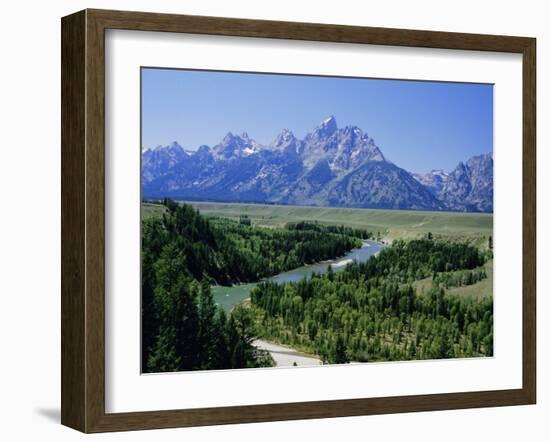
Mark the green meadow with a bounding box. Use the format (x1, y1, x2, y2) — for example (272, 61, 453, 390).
(142, 200, 492, 243)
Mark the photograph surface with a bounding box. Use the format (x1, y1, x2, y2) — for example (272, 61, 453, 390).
(141, 68, 494, 373)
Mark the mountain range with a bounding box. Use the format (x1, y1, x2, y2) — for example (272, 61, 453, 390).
(142, 116, 493, 213)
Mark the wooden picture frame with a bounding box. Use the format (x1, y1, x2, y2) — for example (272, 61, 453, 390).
(61, 8, 536, 433)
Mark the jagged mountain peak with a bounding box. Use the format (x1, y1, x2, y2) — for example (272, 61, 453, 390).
(145, 141, 187, 156)
(240, 132, 255, 144)
(312, 116, 338, 138)
(219, 131, 256, 145)
(415, 153, 493, 213)
(142, 140, 190, 185)
(213, 132, 261, 160)
(466, 152, 492, 166)
(148, 141, 185, 153)
(273, 128, 296, 145)
(221, 131, 240, 144)
(141, 118, 492, 213)
(413, 168, 449, 196)
(194, 144, 213, 160)
(301, 118, 387, 170)
(271, 129, 302, 156)
(341, 124, 365, 138)
(322, 115, 337, 126)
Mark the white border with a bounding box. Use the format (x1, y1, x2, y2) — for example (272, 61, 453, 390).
(105, 30, 523, 413)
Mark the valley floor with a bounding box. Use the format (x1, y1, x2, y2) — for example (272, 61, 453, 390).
(142, 200, 493, 244)
(142, 199, 494, 370)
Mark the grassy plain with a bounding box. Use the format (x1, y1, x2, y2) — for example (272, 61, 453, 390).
(143, 200, 493, 244)
(142, 202, 167, 219)
(412, 260, 493, 300)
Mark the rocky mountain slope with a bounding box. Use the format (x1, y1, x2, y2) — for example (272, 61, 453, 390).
(413, 153, 493, 212)
(142, 117, 493, 212)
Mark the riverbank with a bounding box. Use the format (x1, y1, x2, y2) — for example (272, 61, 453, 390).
(253, 339, 322, 367)
(212, 240, 385, 312)
(215, 240, 385, 366)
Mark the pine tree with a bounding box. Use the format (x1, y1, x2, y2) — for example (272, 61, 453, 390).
(198, 279, 217, 369)
(228, 306, 256, 368)
(147, 325, 181, 372)
(148, 243, 200, 371)
(333, 334, 349, 364)
(327, 264, 334, 282)
(213, 308, 230, 368)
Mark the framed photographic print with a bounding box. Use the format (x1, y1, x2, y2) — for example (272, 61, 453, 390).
(61, 9, 536, 433)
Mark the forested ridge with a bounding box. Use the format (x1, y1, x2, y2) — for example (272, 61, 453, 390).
(143, 199, 364, 286)
(141, 200, 365, 372)
(142, 199, 493, 372)
(251, 239, 493, 364)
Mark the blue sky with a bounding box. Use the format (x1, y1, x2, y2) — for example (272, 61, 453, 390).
(141, 68, 493, 173)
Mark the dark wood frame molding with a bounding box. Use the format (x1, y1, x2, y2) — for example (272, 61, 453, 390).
(61, 8, 536, 433)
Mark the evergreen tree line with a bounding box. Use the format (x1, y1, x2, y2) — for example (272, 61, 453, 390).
(142, 200, 365, 372)
(353, 238, 488, 283)
(143, 257, 274, 372)
(144, 200, 363, 286)
(208, 217, 362, 280)
(250, 239, 493, 364)
(286, 221, 371, 240)
(433, 268, 488, 289)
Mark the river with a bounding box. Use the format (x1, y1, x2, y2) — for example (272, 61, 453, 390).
(212, 239, 385, 312)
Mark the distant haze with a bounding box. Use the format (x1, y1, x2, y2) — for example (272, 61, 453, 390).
(141, 68, 493, 174)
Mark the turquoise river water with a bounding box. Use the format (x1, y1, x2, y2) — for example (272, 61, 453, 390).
(212, 240, 385, 312)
